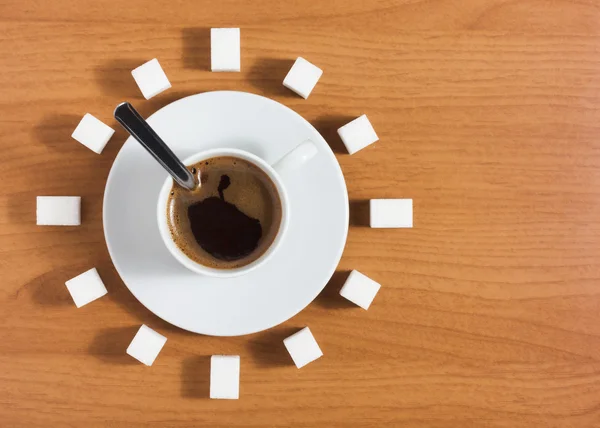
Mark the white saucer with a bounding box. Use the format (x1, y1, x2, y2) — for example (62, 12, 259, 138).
(103, 91, 349, 336)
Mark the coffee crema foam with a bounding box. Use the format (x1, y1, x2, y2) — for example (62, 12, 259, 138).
(166, 156, 282, 269)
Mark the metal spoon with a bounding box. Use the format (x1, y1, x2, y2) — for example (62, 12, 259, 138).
(114, 102, 197, 190)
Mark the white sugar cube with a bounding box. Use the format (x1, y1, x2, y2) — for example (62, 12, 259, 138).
(211, 28, 240, 72)
(65, 268, 108, 308)
(283, 57, 323, 99)
(126, 325, 167, 366)
(71, 113, 115, 154)
(339, 270, 381, 310)
(131, 58, 171, 99)
(337, 114, 379, 155)
(36, 196, 81, 226)
(370, 199, 413, 228)
(283, 327, 323, 369)
(210, 355, 240, 399)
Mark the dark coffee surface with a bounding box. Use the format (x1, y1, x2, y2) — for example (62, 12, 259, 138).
(167, 156, 282, 269)
(187, 175, 262, 260)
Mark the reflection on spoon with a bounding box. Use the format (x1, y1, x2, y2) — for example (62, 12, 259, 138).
(114, 102, 198, 191)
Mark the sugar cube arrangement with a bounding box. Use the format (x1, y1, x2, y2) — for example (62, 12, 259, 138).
(131, 58, 172, 100)
(338, 114, 379, 155)
(36, 196, 81, 226)
(37, 27, 415, 398)
(283, 327, 323, 368)
(283, 57, 323, 99)
(126, 325, 168, 366)
(211, 28, 241, 72)
(72, 114, 114, 154)
(210, 355, 241, 399)
(340, 270, 381, 310)
(370, 199, 413, 228)
(65, 268, 107, 308)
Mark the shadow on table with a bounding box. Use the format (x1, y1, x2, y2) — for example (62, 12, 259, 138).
(312, 115, 353, 154)
(313, 270, 354, 309)
(182, 28, 211, 71)
(247, 58, 295, 98)
(181, 355, 211, 398)
(22, 267, 90, 307)
(33, 114, 82, 152)
(246, 326, 298, 368)
(88, 326, 139, 365)
(95, 59, 147, 98)
(350, 199, 370, 227)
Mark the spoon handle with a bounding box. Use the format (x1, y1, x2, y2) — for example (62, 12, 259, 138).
(114, 102, 197, 190)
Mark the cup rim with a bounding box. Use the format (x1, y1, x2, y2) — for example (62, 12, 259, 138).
(157, 148, 290, 278)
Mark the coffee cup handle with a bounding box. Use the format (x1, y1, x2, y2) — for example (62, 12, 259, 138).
(271, 140, 318, 174)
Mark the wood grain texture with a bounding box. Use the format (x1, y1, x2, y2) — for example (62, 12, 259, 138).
(1, 0, 600, 426)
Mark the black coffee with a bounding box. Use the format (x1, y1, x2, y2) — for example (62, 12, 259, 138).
(167, 156, 282, 269)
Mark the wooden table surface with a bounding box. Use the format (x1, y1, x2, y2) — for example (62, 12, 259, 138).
(2, 1, 600, 426)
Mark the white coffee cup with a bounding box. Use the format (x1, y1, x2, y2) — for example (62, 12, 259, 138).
(157, 141, 317, 278)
